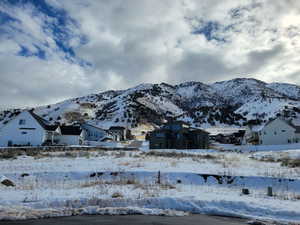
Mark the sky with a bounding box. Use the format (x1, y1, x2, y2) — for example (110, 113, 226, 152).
(0, 0, 300, 109)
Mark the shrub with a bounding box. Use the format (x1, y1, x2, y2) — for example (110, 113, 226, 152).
(281, 158, 300, 168)
(111, 192, 123, 198)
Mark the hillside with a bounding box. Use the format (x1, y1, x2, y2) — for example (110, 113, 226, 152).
(1, 78, 300, 133)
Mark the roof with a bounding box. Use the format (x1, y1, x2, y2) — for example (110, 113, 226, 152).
(151, 126, 208, 135)
(28, 111, 58, 131)
(189, 127, 210, 134)
(261, 117, 300, 133)
(109, 126, 126, 130)
(59, 126, 82, 135)
(165, 120, 190, 126)
(82, 123, 107, 131)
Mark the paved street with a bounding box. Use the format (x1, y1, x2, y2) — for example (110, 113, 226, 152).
(0, 214, 248, 225)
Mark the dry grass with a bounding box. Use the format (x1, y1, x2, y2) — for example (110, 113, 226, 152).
(253, 154, 300, 168)
(143, 151, 218, 160)
(281, 158, 300, 168)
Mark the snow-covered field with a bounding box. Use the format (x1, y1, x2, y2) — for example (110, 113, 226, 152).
(0, 147, 300, 223)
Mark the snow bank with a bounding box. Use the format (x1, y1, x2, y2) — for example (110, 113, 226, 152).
(0, 206, 187, 220)
(251, 150, 300, 161)
(1, 197, 300, 223)
(218, 143, 300, 152)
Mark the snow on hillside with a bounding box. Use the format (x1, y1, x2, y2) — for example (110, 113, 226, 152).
(267, 82, 300, 100)
(1, 78, 300, 132)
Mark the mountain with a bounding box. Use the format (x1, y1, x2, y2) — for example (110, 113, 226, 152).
(1, 78, 300, 134)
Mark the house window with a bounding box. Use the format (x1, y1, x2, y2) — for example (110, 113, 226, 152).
(19, 119, 26, 125)
(281, 130, 286, 132)
(21, 131, 27, 135)
(274, 131, 277, 135)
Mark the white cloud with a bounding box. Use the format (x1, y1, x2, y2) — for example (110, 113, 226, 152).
(0, 0, 300, 108)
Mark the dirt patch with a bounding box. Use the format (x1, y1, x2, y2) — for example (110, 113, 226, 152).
(90, 172, 104, 177)
(198, 174, 235, 184)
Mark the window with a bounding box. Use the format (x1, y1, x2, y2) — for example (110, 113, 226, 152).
(282, 130, 286, 132)
(21, 131, 27, 135)
(19, 119, 26, 125)
(274, 131, 277, 135)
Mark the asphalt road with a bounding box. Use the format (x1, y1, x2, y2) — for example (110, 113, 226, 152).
(0, 215, 248, 225)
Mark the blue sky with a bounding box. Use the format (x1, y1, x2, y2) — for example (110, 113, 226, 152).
(0, 0, 300, 108)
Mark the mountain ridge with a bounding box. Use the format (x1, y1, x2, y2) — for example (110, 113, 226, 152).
(1, 78, 300, 134)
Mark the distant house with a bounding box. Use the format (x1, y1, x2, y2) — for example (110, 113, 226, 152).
(108, 126, 128, 141)
(244, 117, 300, 145)
(147, 121, 209, 149)
(0, 110, 83, 147)
(206, 128, 245, 145)
(81, 123, 109, 142)
(55, 125, 83, 146)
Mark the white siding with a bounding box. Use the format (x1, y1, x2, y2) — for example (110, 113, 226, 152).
(259, 118, 295, 145)
(81, 124, 107, 141)
(57, 135, 81, 145)
(0, 111, 46, 147)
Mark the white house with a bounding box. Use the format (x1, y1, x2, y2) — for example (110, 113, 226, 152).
(55, 126, 83, 146)
(81, 123, 109, 142)
(246, 117, 300, 145)
(0, 110, 83, 147)
(0, 111, 57, 147)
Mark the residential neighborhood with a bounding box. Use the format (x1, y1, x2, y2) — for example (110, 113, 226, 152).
(2, 110, 300, 148)
(1, 0, 300, 223)
(0, 110, 124, 147)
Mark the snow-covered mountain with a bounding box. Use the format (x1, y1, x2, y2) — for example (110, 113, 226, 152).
(1, 78, 300, 133)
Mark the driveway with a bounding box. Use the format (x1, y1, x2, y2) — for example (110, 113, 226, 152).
(0, 214, 248, 225)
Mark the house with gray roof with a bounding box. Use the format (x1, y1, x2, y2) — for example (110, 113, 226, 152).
(0, 110, 83, 147)
(246, 117, 300, 145)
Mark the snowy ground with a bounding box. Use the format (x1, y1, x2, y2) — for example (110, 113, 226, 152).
(0, 147, 300, 223)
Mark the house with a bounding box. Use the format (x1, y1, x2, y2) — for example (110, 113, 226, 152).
(230, 130, 246, 145)
(55, 125, 83, 145)
(0, 110, 83, 147)
(244, 117, 300, 145)
(207, 128, 245, 145)
(108, 126, 128, 141)
(81, 123, 109, 141)
(0, 110, 56, 147)
(147, 121, 209, 149)
(257, 118, 300, 145)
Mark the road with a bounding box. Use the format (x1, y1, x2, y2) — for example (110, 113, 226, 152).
(0, 214, 248, 225)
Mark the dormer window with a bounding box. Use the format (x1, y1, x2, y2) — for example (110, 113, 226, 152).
(19, 119, 26, 125)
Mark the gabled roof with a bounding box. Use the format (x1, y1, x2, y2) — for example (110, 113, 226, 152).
(109, 126, 126, 130)
(28, 111, 58, 131)
(263, 117, 300, 133)
(59, 125, 82, 135)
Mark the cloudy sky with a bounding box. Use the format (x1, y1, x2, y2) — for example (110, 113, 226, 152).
(0, 0, 300, 109)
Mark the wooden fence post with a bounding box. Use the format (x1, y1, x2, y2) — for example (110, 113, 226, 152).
(267, 186, 273, 197)
(157, 171, 161, 184)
